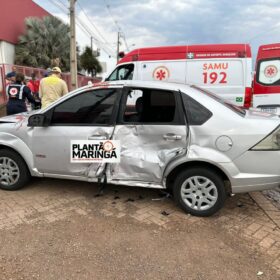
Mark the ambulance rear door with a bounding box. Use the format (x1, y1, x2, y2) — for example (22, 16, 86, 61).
(185, 53, 251, 107)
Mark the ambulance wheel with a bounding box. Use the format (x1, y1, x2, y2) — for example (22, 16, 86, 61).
(173, 167, 226, 217)
(0, 149, 30, 191)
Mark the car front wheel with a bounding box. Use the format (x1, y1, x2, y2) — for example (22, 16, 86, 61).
(0, 149, 30, 191)
(173, 168, 226, 217)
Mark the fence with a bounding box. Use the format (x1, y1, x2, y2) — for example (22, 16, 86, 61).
(0, 64, 101, 105)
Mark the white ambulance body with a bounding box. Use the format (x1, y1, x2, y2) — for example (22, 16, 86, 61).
(106, 44, 252, 107)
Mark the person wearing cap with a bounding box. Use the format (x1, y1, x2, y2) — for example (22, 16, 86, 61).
(39, 67, 68, 108)
(5, 71, 16, 86)
(6, 73, 37, 115)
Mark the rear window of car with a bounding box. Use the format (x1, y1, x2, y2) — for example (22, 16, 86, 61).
(191, 85, 246, 117)
(181, 93, 212, 125)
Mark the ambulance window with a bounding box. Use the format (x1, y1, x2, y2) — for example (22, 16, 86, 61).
(51, 89, 118, 125)
(257, 58, 280, 86)
(107, 64, 134, 81)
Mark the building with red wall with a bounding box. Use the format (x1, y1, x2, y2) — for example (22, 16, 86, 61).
(0, 0, 49, 64)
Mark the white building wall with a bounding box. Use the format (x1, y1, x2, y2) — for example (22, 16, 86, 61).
(0, 41, 15, 64)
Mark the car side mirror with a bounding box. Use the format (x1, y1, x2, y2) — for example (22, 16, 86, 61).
(28, 114, 47, 127)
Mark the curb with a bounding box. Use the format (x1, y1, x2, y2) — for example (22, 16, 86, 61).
(250, 192, 280, 229)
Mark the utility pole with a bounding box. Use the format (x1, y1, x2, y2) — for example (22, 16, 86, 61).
(70, 0, 77, 90)
(91, 36, 93, 52)
(116, 31, 120, 63)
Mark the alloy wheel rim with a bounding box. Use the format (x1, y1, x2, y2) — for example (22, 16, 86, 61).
(0, 157, 20, 186)
(181, 176, 218, 211)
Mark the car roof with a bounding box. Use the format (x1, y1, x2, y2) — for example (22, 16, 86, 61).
(42, 80, 233, 118)
(71, 80, 219, 108)
(88, 80, 194, 94)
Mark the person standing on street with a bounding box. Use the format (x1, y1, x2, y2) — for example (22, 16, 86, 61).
(39, 67, 68, 108)
(6, 73, 37, 115)
(5, 71, 16, 86)
(27, 73, 41, 109)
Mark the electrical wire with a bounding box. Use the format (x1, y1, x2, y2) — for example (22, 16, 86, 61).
(55, 0, 115, 55)
(77, 1, 111, 47)
(46, 0, 116, 57)
(103, 0, 130, 51)
(248, 22, 280, 43)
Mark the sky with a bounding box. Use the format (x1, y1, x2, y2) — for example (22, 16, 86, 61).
(33, 0, 280, 76)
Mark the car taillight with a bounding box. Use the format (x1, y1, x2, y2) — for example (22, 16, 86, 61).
(244, 87, 252, 108)
(251, 126, 280, 150)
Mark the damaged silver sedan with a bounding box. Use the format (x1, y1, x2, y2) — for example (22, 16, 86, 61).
(0, 80, 280, 216)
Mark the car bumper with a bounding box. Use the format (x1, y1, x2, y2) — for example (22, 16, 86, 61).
(222, 150, 280, 193)
(231, 178, 280, 193)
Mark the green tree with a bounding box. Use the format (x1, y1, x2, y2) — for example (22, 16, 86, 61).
(15, 16, 74, 71)
(80, 46, 102, 76)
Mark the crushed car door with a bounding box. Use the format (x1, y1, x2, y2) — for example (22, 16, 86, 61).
(107, 86, 188, 186)
(31, 88, 121, 179)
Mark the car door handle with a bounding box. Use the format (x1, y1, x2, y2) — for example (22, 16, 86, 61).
(88, 135, 107, 140)
(163, 133, 182, 140)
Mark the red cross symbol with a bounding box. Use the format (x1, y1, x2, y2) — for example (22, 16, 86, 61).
(264, 65, 278, 78)
(156, 69, 166, 80)
(153, 66, 170, 81)
(10, 88, 18, 96)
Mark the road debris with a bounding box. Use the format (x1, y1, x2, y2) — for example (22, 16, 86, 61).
(125, 198, 135, 202)
(152, 190, 172, 201)
(161, 211, 170, 216)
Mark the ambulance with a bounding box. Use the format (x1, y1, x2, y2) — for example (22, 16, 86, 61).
(106, 44, 253, 107)
(253, 43, 280, 113)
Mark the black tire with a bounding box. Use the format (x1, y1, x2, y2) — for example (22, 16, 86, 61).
(0, 149, 30, 191)
(173, 167, 226, 217)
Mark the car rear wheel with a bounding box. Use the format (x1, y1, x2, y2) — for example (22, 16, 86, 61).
(173, 168, 226, 217)
(0, 149, 30, 191)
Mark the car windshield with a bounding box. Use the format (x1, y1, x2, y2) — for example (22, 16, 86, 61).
(191, 85, 246, 116)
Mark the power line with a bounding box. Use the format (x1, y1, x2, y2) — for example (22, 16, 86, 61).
(248, 22, 280, 43)
(56, 0, 111, 46)
(103, 0, 130, 51)
(48, 0, 68, 14)
(77, 1, 111, 47)
(103, 0, 121, 32)
(46, 0, 115, 57)
(55, 0, 115, 55)
(76, 4, 115, 55)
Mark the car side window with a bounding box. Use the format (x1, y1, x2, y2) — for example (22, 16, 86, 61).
(181, 93, 212, 125)
(122, 88, 182, 124)
(106, 64, 134, 81)
(51, 89, 118, 125)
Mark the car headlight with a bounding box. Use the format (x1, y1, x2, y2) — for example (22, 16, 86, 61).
(251, 126, 280, 150)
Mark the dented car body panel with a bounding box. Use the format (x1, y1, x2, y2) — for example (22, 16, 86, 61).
(108, 124, 188, 183)
(0, 81, 279, 194)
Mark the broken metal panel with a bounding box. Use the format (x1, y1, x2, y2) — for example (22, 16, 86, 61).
(107, 124, 188, 184)
(108, 179, 164, 189)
